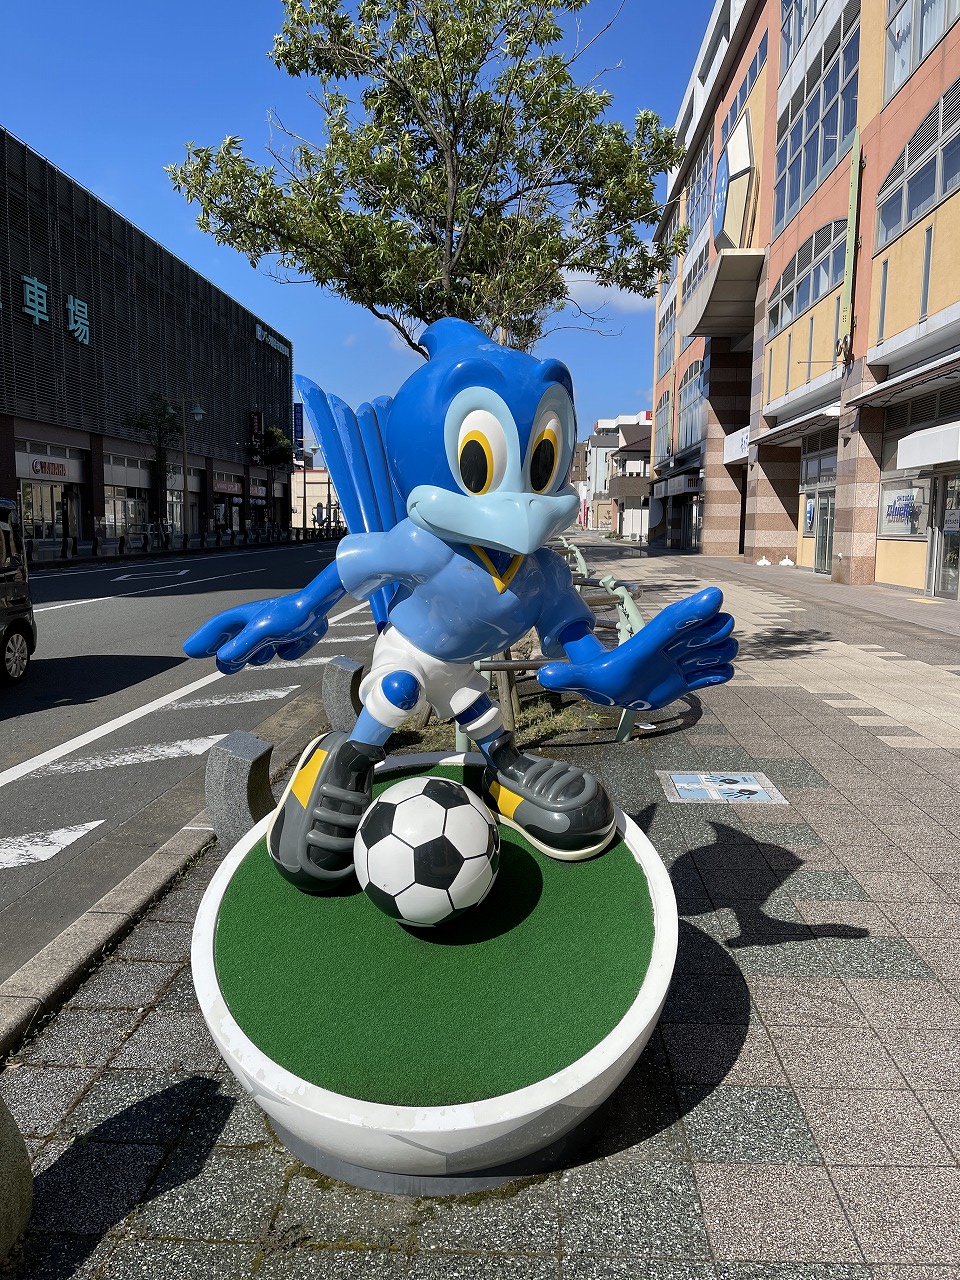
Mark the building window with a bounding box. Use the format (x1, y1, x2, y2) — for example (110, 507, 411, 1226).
(768, 220, 847, 338)
(876, 75, 960, 250)
(722, 32, 769, 143)
(782, 0, 817, 77)
(654, 391, 673, 464)
(677, 362, 705, 452)
(681, 242, 711, 303)
(657, 298, 677, 381)
(686, 135, 714, 241)
(885, 0, 960, 103)
(774, 13, 859, 238)
(661, 208, 680, 287)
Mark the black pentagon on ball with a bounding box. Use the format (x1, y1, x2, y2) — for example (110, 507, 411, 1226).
(363, 881, 405, 920)
(421, 777, 472, 810)
(359, 798, 399, 850)
(413, 834, 466, 889)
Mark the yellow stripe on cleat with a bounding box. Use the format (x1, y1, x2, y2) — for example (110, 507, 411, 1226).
(488, 780, 522, 821)
(291, 749, 328, 809)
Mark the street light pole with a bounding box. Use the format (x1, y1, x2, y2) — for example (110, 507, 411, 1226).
(179, 397, 205, 550)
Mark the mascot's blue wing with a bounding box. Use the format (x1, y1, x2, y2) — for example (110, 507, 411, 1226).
(295, 374, 399, 628)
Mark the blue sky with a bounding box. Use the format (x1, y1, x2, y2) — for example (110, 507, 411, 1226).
(1, 0, 710, 437)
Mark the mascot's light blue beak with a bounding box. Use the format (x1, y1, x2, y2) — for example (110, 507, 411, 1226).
(407, 485, 579, 556)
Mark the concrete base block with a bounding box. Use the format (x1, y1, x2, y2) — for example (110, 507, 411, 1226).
(321, 655, 365, 731)
(0, 1095, 31, 1264)
(205, 731, 276, 852)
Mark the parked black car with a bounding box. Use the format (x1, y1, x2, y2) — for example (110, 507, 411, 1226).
(0, 498, 37, 684)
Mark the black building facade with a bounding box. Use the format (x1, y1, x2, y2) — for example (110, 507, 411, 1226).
(0, 128, 294, 548)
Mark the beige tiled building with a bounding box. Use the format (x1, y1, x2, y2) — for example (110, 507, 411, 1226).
(653, 0, 960, 599)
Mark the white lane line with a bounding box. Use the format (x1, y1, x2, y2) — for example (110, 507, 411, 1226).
(0, 821, 105, 870)
(119, 569, 266, 598)
(328, 601, 373, 624)
(317, 633, 374, 643)
(113, 569, 190, 581)
(35, 598, 109, 613)
(173, 685, 300, 709)
(40, 736, 228, 775)
(0, 671, 224, 790)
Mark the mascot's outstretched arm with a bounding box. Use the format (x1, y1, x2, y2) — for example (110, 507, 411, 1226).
(538, 586, 737, 712)
(183, 561, 347, 675)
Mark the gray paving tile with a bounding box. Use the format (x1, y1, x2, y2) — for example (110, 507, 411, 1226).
(0, 1063, 95, 1138)
(663, 1023, 787, 1086)
(271, 1166, 429, 1250)
(869, 1266, 960, 1280)
(855, 872, 951, 903)
(558, 1159, 711, 1257)
(768, 1026, 906, 1089)
(883, 1029, 960, 1089)
(881, 905, 960, 938)
(784, 870, 868, 901)
(795, 902, 897, 936)
(58, 1070, 215, 1146)
(564, 1261, 717, 1280)
(30, 1138, 166, 1234)
(696, 1164, 863, 1263)
(799, 1088, 953, 1165)
(114, 920, 194, 962)
(154, 967, 201, 1012)
(747, 977, 868, 1027)
(714, 1267, 872, 1280)
(96, 1239, 258, 1279)
(203, 1072, 279, 1149)
(131, 1146, 290, 1241)
(261, 1247, 411, 1279)
(413, 1171, 559, 1253)
(144, 887, 208, 923)
(409, 1256, 558, 1280)
(833, 1167, 960, 1263)
(17, 1008, 139, 1068)
(661, 975, 754, 1024)
(917, 1091, 960, 1160)
(814, 938, 931, 980)
(726, 938, 842, 978)
(66, 960, 181, 1009)
(8, 1231, 119, 1279)
(680, 1085, 820, 1163)
(110, 1009, 220, 1072)
(843, 980, 960, 1028)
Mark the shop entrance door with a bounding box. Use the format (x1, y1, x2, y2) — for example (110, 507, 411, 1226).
(814, 490, 835, 574)
(934, 475, 960, 599)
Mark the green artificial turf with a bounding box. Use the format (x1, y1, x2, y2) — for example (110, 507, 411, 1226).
(214, 764, 656, 1107)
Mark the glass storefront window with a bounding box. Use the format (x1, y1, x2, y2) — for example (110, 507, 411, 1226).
(878, 478, 930, 536)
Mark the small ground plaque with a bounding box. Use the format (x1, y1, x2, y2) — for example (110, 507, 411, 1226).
(658, 771, 788, 805)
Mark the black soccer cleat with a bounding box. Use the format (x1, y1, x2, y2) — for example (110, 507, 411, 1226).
(267, 730, 385, 892)
(480, 731, 616, 861)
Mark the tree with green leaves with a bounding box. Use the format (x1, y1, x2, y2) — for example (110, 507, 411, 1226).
(167, 0, 686, 355)
(129, 392, 180, 533)
(248, 424, 295, 530)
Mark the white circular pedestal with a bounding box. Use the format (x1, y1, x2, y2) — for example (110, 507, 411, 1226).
(192, 753, 678, 1194)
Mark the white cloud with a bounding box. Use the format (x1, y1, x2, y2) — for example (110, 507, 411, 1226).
(564, 272, 657, 315)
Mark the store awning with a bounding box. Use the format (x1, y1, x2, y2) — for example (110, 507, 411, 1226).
(897, 420, 960, 470)
(848, 349, 960, 407)
(679, 249, 766, 339)
(758, 401, 842, 447)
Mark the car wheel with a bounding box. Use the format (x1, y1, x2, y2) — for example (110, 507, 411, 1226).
(1, 626, 31, 684)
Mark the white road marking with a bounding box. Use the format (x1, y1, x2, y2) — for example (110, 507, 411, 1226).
(41, 736, 228, 775)
(112, 569, 190, 581)
(317, 633, 374, 643)
(119, 569, 266, 598)
(34, 598, 109, 613)
(0, 821, 105, 870)
(0, 671, 224, 790)
(262, 656, 331, 668)
(173, 685, 300, 708)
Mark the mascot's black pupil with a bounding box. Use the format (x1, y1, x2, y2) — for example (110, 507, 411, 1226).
(459, 439, 489, 493)
(531, 438, 556, 491)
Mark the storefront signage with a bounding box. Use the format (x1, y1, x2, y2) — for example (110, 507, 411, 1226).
(723, 427, 750, 465)
(255, 324, 291, 358)
(878, 479, 929, 538)
(945, 508, 960, 533)
(214, 479, 243, 495)
(249, 482, 267, 497)
(31, 458, 67, 478)
(805, 497, 815, 532)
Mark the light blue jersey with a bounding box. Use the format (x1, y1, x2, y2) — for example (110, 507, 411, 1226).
(336, 519, 594, 665)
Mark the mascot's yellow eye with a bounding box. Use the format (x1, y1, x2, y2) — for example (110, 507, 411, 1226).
(456, 410, 507, 494)
(528, 415, 562, 493)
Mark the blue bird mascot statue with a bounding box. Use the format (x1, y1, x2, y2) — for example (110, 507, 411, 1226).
(185, 320, 737, 889)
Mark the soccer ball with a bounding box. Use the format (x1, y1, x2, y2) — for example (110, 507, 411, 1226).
(354, 776, 500, 928)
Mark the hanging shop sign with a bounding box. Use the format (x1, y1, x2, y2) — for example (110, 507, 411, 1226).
(214, 479, 243, 495)
(30, 458, 67, 478)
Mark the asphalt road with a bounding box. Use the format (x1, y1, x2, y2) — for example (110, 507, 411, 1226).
(0, 542, 376, 983)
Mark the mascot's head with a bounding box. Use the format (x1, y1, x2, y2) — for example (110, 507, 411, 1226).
(385, 319, 580, 556)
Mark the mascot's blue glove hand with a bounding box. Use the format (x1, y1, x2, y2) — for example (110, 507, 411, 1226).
(183, 596, 329, 675)
(537, 586, 737, 711)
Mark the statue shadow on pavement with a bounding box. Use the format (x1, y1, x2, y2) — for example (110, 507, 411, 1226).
(574, 815, 869, 1166)
(14, 1079, 235, 1279)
